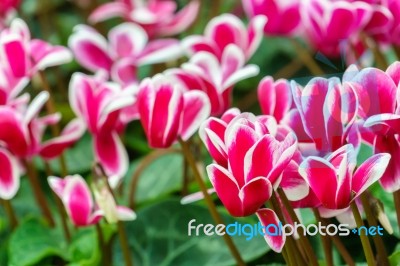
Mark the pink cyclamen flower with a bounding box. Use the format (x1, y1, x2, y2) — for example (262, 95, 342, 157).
(300, 0, 371, 57)
(0, 18, 72, 78)
(299, 144, 390, 210)
(168, 45, 260, 115)
(258, 77, 292, 123)
(137, 74, 211, 148)
(291, 77, 358, 154)
(0, 0, 19, 16)
(242, 0, 301, 35)
(205, 113, 298, 217)
(89, 0, 200, 38)
(182, 13, 267, 61)
(358, 63, 400, 192)
(0, 147, 19, 200)
(48, 175, 135, 227)
(0, 91, 85, 159)
(68, 23, 182, 85)
(69, 73, 135, 185)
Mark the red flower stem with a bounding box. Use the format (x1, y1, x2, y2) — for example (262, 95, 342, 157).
(24, 159, 55, 227)
(312, 208, 333, 266)
(37, 71, 68, 177)
(95, 164, 134, 266)
(127, 148, 181, 209)
(269, 193, 303, 266)
(312, 210, 355, 266)
(277, 189, 318, 266)
(118, 221, 133, 266)
(360, 193, 389, 266)
(178, 138, 245, 266)
(1, 199, 18, 230)
(393, 189, 400, 230)
(350, 201, 375, 265)
(44, 161, 71, 242)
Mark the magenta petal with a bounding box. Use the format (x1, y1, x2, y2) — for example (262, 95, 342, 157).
(63, 175, 94, 226)
(0, 148, 19, 200)
(299, 157, 338, 209)
(68, 26, 113, 73)
(94, 130, 128, 179)
(137, 39, 182, 65)
(244, 134, 279, 182)
(206, 164, 242, 216)
(352, 153, 391, 196)
(2, 37, 28, 78)
(352, 68, 397, 117)
(246, 15, 267, 59)
(40, 118, 86, 160)
(280, 161, 310, 201)
(47, 176, 67, 199)
(199, 118, 228, 167)
(180, 90, 211, 141)
(0, 106, 29, 156)
(386, 61, 400, 86)
(159, 0, 200, 36)
(256, 208, 285, 253)
(205, 14, 246, 54)
(225, 122, 258, 187)
(138, 76, 184, 148)
(89, 2, 126, 23)
(108, 23, 147, 58)
(240, 176, 273, 216)
(375, 135, 400, 192)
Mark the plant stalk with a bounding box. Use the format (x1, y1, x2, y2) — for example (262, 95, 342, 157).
(360, 193, 389, 266)
(178, 138, 245, 266)
(25, 160, 55, 226)
(1, 199, 18, 230)
(312, 208, 333, 266)
(350, 201, 375, 266)
(277, 189, 319, 266)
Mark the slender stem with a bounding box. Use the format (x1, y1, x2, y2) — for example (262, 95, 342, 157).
(1, 199, 18, 230)
(360, 193, 389, 266)
(182, 155, 190, 196)
(360, 33, 388, 69)
(394, 189, 400, 230)
(312, 208, 333, 266)
(350, 201, 375, 266)
(44, 162, 71, 242)
(290, 39, 325, 76)
(94, 164, 133, 266)
(313, 213, 355, 266)
(268, 194, 302, 265)
(128, 149, 181, 209)
(277, 189, 319, 266)
(37, 71, 69, 178)
(178, 138, 245, 266)
(96, 223, 108, 266)
(25, 160, 55, 226)
(394, 46, 400, 61)
(118, 221, 133, 266)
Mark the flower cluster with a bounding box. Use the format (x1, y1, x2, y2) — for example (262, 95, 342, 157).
(243, 0, 400, 58)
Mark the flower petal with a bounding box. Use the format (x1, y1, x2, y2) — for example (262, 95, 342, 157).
(256, 208, 285, 253)
(0, 148, 19, 200)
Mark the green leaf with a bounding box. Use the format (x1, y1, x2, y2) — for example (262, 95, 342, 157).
(8, 218, 67, 266)
(389, 244, 400, 266)
(34, 133, 94, 175)
(122, 153, 183, 205)
(67, 228, 100, 266)
(113, 199, 269, 266)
